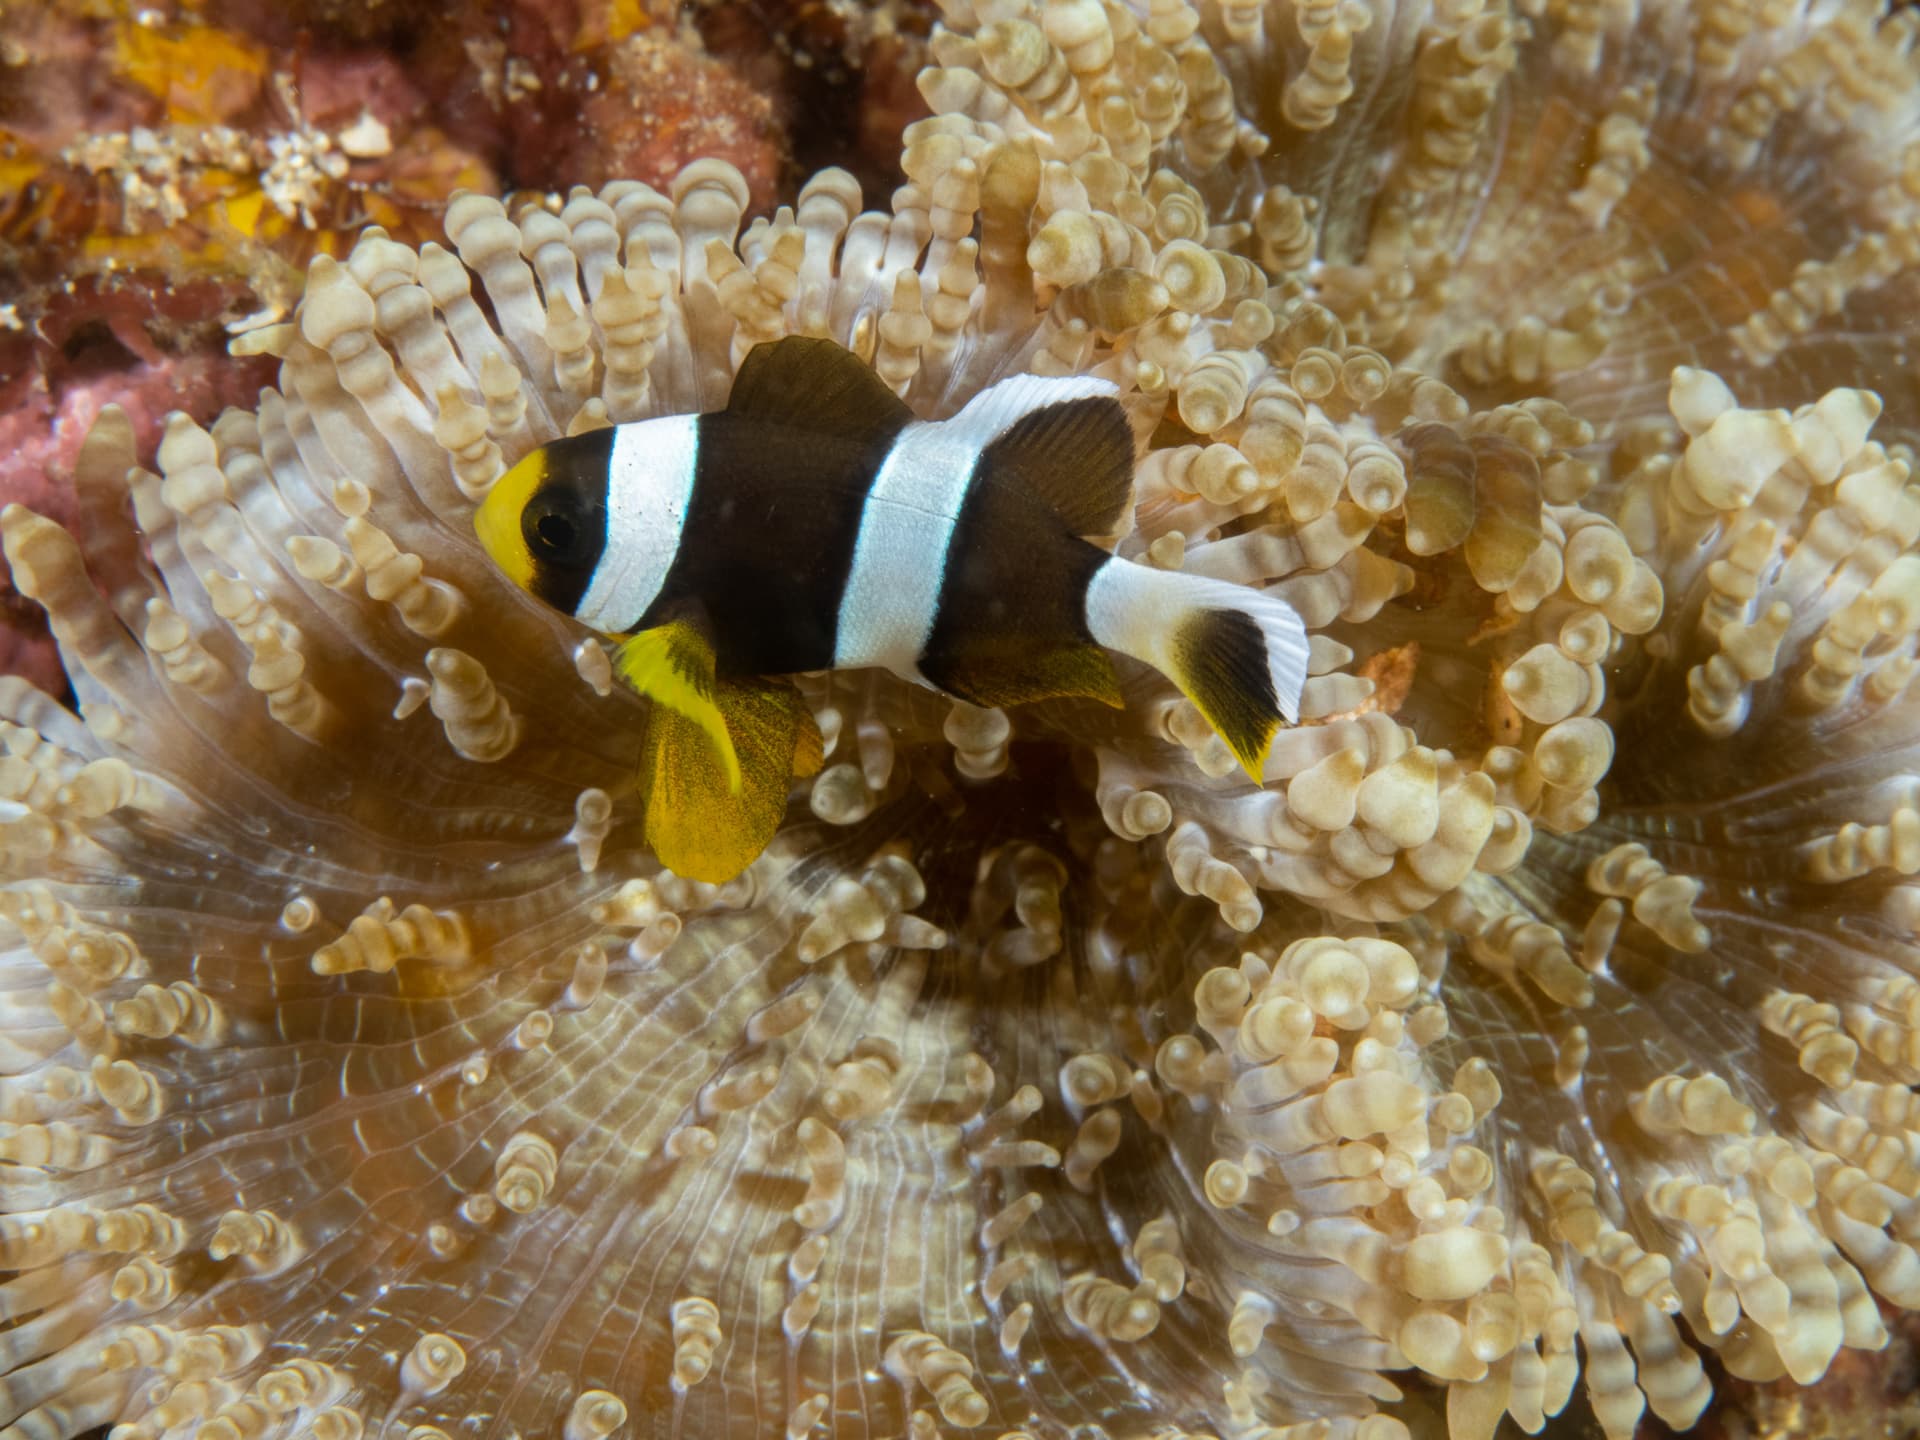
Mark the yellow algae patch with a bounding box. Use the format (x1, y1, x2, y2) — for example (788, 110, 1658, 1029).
(112, 22, 269, 125)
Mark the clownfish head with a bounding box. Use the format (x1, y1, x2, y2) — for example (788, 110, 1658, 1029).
(474, 430, 613, 621)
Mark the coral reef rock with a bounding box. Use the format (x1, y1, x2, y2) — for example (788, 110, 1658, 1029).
(4, 3, 1920, 1440)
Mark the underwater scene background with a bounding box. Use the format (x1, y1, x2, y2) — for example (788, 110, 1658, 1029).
(3, 2, 1920, 1439)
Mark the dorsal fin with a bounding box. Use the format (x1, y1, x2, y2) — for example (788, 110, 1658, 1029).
(977, 394, 1137, 540)
(943, 371, 1117, 440)
(726, 336, 913, 445)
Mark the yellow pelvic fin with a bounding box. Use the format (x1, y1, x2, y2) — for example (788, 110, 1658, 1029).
(926, 643, 1125, 711)
(614, 620, 741, 793)
(638, 674, 822, 884)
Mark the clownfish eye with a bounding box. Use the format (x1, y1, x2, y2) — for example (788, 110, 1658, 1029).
(524, 495, 583, 562)
(535, 511, 575, 552)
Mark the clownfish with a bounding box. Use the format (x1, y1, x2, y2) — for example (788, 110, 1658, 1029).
(474, 337, 1308, 883)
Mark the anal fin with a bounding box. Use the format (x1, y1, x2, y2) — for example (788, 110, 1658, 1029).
(923, 643, 1124, 711)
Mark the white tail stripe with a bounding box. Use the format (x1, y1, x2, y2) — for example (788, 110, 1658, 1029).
(1084, 559, 1163, 667)
(576, 415, 699, 633)
(1084, 558, 1310, 722)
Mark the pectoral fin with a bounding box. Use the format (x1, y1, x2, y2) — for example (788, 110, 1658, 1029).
(613, 619, 741, 793)
(638, 674, 822, 884)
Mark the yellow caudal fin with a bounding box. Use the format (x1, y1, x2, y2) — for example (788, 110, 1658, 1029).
(638, 674, 822, 884)
(613, 619, 741, 793)
(1165, 606, 1285, 781)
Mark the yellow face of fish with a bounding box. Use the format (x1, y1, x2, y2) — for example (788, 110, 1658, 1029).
(473, 434, 612, 619)
(473, 450, 543, 594)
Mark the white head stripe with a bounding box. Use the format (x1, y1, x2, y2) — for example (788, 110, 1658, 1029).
(834, 421, 981, 674)
(575, 415, 699, 633)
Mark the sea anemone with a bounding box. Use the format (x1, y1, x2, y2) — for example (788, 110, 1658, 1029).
(4, 3, 1919, 1439)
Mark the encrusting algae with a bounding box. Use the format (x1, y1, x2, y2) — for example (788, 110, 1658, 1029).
(3, 2, 1920, 1439)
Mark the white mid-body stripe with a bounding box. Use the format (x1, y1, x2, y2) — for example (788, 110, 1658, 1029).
(575, 415, 699, 633)
(832, 420, 977, 675)
(833, 370, 1122, 677)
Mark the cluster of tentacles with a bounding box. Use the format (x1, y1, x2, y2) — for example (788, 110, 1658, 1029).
(2, 2, 1919, 1439)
